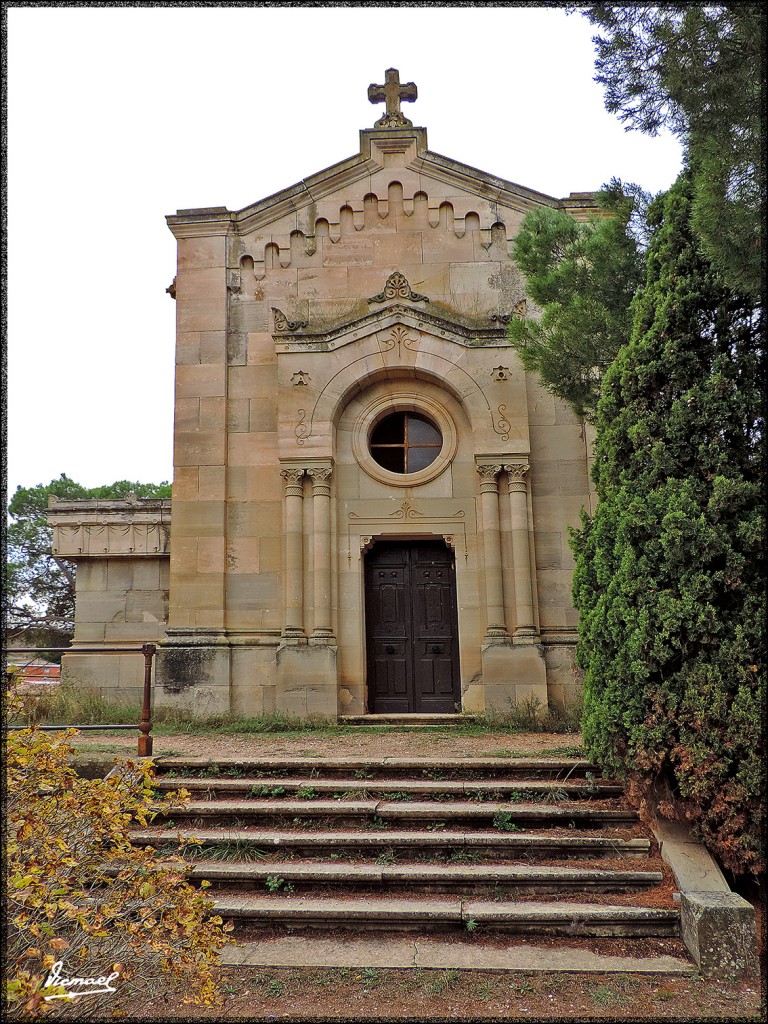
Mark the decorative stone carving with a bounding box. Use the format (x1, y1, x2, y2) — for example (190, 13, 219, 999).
(493, 406, 512, 442)
(379, 325, 419, 356)
(307, 466, 333, 495)
(368, 272, 429, 305)
(273, 307, 308, 332)
(490, 300, 526, 325)
(368, 68, 417, 129)
(295, 409, 309, 446)
(280, 467, 305, 495)
(491, 365, 510, 382)
(48, 499, 171, 557)
(504, 463, 530, 490)
(476, 464, 503, 489)
(290, 371, 312, 387)
(166, 278, 177, 300)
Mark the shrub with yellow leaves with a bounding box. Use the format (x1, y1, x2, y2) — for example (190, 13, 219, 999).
(4, 690, 233, 1019)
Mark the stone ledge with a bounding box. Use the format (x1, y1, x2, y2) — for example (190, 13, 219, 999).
(221, 936, 694, 973)
(651, 819, 757, 977)
(680, 891, 758, 978)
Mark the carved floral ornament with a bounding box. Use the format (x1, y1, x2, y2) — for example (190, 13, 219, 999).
(490, 300, 527, 325)
(272, 307, 308, 332)
(368, 272, 429, 305)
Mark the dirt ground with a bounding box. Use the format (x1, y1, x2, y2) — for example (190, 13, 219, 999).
(95, 962, 766, 1022)
(72, 728, 585, 762)
(69, 727, 765, 1022)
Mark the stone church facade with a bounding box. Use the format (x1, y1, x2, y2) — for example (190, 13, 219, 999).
(49, 71, 596, 719)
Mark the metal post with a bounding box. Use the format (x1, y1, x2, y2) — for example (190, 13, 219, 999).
(138, 643, 155, 757)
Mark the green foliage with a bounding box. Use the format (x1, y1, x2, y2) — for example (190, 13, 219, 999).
(4, 690, 231, 1017)
(508, 181, 647, 419)
(571, 172, 765, 875)
(492, 811, 523, 832)
(7, 475, 171, 650)
(265, 876, 294, 893)
(580, 4, 764, 297)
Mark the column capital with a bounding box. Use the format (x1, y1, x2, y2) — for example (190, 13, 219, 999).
(504, 463, 530, 491)
(476, 463, 502, 491)
(280, 467, 305, 496)
(307, 465, 333, 495)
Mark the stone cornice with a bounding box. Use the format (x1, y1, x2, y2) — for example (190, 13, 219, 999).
(47, 499, 171, 558)
(272, 302, 509, 353)
(166, 208, 234, 239)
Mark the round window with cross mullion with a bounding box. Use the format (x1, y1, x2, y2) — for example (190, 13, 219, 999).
(370, 412, 442, 474)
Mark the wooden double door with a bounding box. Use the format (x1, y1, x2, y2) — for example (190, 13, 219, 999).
(364, 540, 461, 714)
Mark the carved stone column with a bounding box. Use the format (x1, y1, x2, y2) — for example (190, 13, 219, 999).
(476, 464, 509, 639)
(504, 464, 537, 638)
(280, 468, 306, 640)
(307, 466, 334, 640)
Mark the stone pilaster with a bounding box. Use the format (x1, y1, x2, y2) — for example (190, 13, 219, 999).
(476, 463, 509, 640)
(307, 465, 334, 641)
(504, 463, 537, 640)
(280, 467, 307, 641)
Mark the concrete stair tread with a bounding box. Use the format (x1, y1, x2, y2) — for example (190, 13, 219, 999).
(155, 756, 597, 772)
(221, 935, 694, 973)
(157, 799, 635, 820)
(132, 827, 651, 852)
(339, 715, 472, 722)
(156, 777, 622, 795)
(180, 860, 663, 884)
(214, 894, 678, 921)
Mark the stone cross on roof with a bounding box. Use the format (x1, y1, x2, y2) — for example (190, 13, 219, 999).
(368, 68, 417, 128)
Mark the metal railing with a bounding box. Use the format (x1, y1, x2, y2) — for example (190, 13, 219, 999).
(4, 644, 156, 757)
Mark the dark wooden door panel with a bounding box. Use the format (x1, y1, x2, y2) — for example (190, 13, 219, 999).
(365, 541, 460, 714)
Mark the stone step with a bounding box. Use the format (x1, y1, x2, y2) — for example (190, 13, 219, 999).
(212, 895, 680, 936)
(155, 776, 623, 799)
(152, 798, 638, 827)
(154, 755, 598, 780)
(221, 935, 695, 973)
(338, 715, 475, 728)
(131, 827, 652, 859)
(173, 859, 664, 893)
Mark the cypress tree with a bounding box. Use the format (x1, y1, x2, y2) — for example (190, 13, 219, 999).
(571, 172, 764, 875)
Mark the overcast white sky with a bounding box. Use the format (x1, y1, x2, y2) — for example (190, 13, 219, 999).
(6, 5, 684, 500)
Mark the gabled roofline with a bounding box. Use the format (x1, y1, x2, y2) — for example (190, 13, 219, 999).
(167, 127, 599, 238)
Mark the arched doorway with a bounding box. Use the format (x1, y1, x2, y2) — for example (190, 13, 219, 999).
(364, 539, 461, 714)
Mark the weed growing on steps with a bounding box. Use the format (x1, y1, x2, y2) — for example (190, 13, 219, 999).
(186, 840, 271, 862)
(251, 785, 287, 798)
(265, 875, 295, 893)
(423, 969, 461, 993)
(365, 815, 389, 830)
(492, 811, 524, 832)
(375, 848, 397, 865)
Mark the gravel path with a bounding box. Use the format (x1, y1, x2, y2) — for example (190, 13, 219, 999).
(72, 729, 584, 761)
